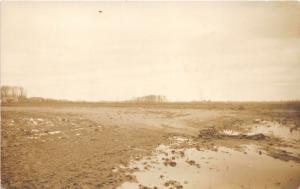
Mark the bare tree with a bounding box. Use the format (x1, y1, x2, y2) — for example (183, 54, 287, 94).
(134, 95, 167, 103)
(20, 87, 27, 99)
(1, 86, 11, 97)
(1, 86, 27, 101)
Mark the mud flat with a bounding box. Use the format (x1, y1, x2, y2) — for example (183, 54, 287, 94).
(119, 136, 300, 189)
(1, 103, 300, 189)
(118, 106, 300, 189)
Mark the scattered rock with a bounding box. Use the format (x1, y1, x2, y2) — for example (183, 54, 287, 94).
(169, 161, 177, 167)
(164, 180, 183, 189)
(186, 160, 196, 166)
(163, 158, 177, 167)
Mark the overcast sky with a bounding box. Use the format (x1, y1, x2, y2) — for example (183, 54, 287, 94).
(1, 1, 300, 101)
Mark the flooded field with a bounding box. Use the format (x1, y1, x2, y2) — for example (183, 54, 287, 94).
(1, 103, 300, 189)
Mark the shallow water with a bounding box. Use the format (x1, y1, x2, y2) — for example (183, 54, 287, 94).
(249, 121, 300, 141)
(219, 121, 300, 142)
(118, 143, 300, 189)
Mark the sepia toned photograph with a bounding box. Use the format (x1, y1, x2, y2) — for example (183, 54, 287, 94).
(1, 1, 300, 189)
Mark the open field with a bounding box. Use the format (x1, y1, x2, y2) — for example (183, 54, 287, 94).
(1, 102, 300, 189)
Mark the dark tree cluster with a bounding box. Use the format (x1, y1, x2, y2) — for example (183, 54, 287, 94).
(1, 86, 27, 102)
(134, 95, 167, 103)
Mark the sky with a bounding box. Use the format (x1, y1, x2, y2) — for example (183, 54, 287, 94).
(1, 1, 300, 101)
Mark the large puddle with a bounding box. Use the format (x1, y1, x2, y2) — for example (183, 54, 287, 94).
(118, 138, 300, 189)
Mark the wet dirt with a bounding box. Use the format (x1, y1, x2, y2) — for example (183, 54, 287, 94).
(118, 115, 300, 189)
(1, 103, 300, 189)
(118, 139, 300, 189)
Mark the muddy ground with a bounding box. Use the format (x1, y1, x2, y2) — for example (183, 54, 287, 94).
(1, 103, 300, 189)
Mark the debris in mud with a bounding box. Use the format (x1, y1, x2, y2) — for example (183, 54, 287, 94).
(169, 161, 177, 167)
(163, 158, 177, 167)
(125, 174, 137, 182)
(185, 159, 201, 168)
(179, 151, 185, 157)
(267, 149, 300, 163)
(164, 180, 183, 189)
(249, 121, 300, 141)
(138, 184, 158, 189)
(198, 128, 268, 140)
(186, 159, 196, 165)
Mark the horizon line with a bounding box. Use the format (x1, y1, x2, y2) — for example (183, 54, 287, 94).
(23, 96, 300, 103)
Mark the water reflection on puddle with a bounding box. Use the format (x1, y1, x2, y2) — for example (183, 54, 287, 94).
(218, 121, 300, 142)
(119, 142, 300, 189)
(249, 121, 300, 141)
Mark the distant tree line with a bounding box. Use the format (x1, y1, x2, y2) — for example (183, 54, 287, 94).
(133, 95, 167, 103)
(1, 86, 27, 102)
